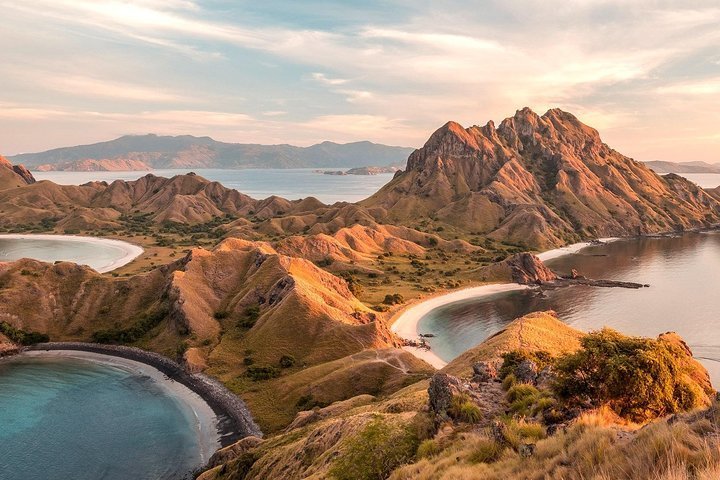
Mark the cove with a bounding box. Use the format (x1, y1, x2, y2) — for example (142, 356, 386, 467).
(0, 351, 220, 480)
(417, 232, 720, 383)
(0, 234, 143, 273)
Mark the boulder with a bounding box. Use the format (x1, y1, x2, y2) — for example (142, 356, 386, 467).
(472, 361, 498, 383)
(515, 359, 539, 384)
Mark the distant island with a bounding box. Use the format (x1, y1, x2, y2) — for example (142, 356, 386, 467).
(8, 134, 415, 172)
(644, 160, 720, 174)
(319, 165, 401, 176)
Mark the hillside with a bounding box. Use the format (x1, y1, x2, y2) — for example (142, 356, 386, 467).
(9, 134, 414, 171)
(199, 312, 718, 480)
(645, 160, 720, 174)
(0, 155, 35, 190)
(363, 108, 720, 249)
(0, 237, 433, 431)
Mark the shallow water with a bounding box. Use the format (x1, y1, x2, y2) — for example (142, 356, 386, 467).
(0, 236, 135, 273)
(418, 232, 720, 383)
(0, 354, 214, 480)
(33, 168, 395, 204)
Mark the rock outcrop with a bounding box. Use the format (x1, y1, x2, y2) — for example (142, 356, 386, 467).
(363, 108, 720, 249)
(476, 252, 557, 284)
(0, 155, 35, 190)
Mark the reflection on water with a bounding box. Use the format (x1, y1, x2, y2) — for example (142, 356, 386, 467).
(0, 237, 129, 272)
(419, 232, 720, 383)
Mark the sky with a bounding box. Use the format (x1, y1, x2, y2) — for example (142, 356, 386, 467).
(2, 0, 719, 162)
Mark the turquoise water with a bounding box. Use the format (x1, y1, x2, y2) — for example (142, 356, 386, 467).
(33, 168, 396, 204)
(0, 236, 137, 273)
(418, 232, 720, 384)
(0, 354, 211, 480)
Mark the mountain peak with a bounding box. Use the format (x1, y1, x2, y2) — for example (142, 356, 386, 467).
(365, 107, 720, 249)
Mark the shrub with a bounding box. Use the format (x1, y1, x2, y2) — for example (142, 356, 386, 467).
(279, 354, 296, 368)
(416, 439, 440, 459)
(330, 415, 420, 480)
(237, 305, 261, 329)
(468, 437, 504, 464)
(246, 365, 280, 381)
(499, 349, 553, 380)
(91, 305, 168, 344)
(448, 393, 482, 423)
(213, 310, 230, 320)
(382, 293, 405, 305)
(0, 322, 50, 345)
(554, 328, 710, 422)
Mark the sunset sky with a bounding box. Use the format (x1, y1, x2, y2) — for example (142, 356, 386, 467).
(2, 0, 719, 162)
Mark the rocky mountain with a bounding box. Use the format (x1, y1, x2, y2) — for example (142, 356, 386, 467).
(9, 134, 414, 171)
(645, 160, 720, 174)
(363, 108, 720, 249)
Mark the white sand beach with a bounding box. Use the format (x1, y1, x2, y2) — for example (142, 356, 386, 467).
(391, 238, 619, 369)
(0, 234, 143, 273)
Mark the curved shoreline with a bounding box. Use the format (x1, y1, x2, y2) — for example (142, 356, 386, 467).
(390, 238, 619, 369)
(26, 342, 262, 446)
(15, 349, 221, 466)
(0, 233, 144, 273)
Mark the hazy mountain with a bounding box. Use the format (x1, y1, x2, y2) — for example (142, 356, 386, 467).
(644, 160, 720, 174)
(8, 134, 414, 171)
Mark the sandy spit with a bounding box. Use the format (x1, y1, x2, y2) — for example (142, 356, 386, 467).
(390, 238, 619, 369)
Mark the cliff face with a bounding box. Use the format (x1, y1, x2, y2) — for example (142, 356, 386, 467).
(364, 108, 720, 249)
(0, 155, 35, 190)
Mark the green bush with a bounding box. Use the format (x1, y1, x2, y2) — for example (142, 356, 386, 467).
(554, 328, 709, 422)
(468, 437, 504, 464)
(448, 393, 482, 423)
(237, 305, 261, 329)
(382, 293, 405, 305)
(499, 349, 553, 380)
(416, 439, 440, 459)
(246, 365, 280, 381)
(279, 354, 296, 368)
(330, 415, 420, 480)
(91, 305, 169, 344)
(0, 322, 50, 345)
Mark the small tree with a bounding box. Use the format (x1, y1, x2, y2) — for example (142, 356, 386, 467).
(554, 328, 711, 422)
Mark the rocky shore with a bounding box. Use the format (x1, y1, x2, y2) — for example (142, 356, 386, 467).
(26, 342, 262, 444)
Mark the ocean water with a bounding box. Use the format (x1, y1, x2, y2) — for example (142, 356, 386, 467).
(680, 173, 720, 189)
(0, 236, 138, 273)
(418, 232, 720, 384)
(33, 168, 396, 204)
(0, 354, 214, 480)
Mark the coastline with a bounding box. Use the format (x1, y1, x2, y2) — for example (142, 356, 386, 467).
(390, 238, 619, 369)
(25, 343, 262, 446)
(15, 349, 222, 465)
(0, 233, 144, 273)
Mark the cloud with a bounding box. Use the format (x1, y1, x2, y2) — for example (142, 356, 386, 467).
(1, 0, 720, 161)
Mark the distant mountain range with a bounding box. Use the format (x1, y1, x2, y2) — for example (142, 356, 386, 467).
(8, 134, 414, 171)
(644, 160, 720, 174)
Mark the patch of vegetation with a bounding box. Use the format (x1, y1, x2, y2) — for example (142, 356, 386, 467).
(330, 415, 422, 480)
(246, 365, 280, 381)
(237, 305, 261, 329)
(448, 393, 482, 423)
(91, 305, 169, 344)
(499, 349, 553, 380)
(0, 321, 50, 345)
(554, 328, 709, 422)
(382, 293, 405, 305)
(279, 354, 296, 368)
